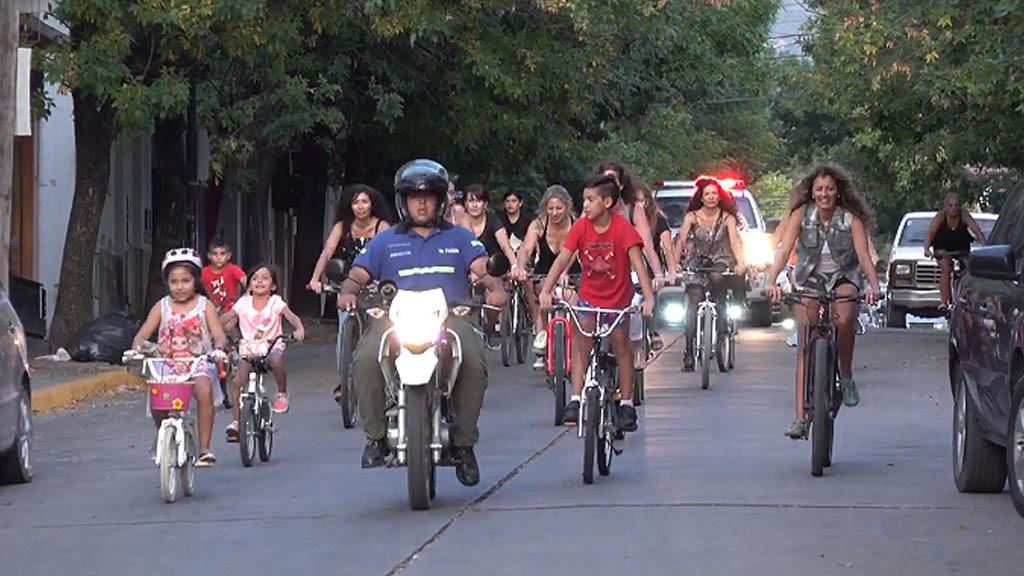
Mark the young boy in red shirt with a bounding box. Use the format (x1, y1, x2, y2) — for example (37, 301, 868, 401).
(538, 173, 655, 431)
(202, 237, 247, 315)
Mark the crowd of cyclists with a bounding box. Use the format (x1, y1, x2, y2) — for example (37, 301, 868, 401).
(135, 158, 965, 487)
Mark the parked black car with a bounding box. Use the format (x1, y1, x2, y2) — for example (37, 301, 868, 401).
(948, 191, 1024, 515)
(0, 284, 32, 484)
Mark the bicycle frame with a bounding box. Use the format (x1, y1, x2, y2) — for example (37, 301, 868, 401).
(791, 289, 862, 418)
(557, 303, 635, 439)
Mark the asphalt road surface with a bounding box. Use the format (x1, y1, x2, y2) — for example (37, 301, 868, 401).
(2, 326, 1021, 576)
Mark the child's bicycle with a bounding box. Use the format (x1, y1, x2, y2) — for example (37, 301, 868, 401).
(123, 344, 223, 503)
(237, 334, 295, 467)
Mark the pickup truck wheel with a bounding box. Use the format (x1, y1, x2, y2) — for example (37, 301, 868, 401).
(886, 301, 907, 329)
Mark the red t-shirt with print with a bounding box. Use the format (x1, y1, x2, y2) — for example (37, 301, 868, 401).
(564, 213, 643, 309)
(202, 263, 246, 313)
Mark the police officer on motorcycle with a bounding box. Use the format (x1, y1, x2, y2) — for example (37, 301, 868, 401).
(339, 159, 506, 487)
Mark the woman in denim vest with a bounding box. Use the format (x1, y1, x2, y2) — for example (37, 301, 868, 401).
(766, 165, 882, 439)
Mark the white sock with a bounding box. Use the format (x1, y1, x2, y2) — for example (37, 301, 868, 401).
(570, 395, 581, 403)
(621, 399, 634, 407)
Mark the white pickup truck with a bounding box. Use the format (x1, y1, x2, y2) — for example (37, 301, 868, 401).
(885, 211, 997, 327)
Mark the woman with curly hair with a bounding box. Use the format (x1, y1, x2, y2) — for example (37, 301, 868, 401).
(766, 165, 882, 439)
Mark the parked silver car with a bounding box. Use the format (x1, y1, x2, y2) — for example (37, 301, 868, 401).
(0, 285, 32, 484)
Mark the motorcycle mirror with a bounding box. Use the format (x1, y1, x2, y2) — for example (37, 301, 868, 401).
(487, 253, 510, 277)
(324, 259, 347, 283)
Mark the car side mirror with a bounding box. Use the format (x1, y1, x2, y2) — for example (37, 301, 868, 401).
(968, 245, 1019, 281)
(324, 259, 347, 283)
(487, 253, 510, 277)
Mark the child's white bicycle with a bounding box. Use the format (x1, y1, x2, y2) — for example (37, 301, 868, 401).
(237, 334, 293, 467)
(124, 345, 223, 503)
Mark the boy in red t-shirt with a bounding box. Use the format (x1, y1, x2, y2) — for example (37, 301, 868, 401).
(538, 174, 655, 432)
(202, 237, 247, 315)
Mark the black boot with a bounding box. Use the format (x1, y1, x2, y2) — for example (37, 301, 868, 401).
(361, 438, 388, 469)
(454, 445, 480, 486)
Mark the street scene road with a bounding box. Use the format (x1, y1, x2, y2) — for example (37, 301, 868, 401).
(2, 325, 1021, 576)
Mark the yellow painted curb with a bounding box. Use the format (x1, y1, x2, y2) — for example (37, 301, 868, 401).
(33, 370, 144, 413)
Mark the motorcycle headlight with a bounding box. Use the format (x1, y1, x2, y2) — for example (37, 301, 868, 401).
(393, 309, 443, 350)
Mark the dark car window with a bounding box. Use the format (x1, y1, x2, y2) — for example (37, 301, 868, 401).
(989, 193, 1024, 247)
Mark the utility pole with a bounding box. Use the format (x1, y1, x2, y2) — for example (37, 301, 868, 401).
(0, 0, 19, 289)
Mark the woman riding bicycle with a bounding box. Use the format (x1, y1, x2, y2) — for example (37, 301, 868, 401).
(672, 178, 747, 372)
(923, 193, 987, 314)
(458, 183, 519, 268)
(307, 184, 392, 402)
(512, 185, 581, 369)
(766, 165, 881, 439)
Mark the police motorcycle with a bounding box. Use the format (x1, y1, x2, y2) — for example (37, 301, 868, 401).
(367, 254, 509, 511)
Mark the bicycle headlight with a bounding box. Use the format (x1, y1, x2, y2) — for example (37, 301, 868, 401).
(781, 318, 795, 330)
(727, 305, 743, 320)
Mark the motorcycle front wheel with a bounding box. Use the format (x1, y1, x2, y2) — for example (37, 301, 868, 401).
(406, 386, 434, 510)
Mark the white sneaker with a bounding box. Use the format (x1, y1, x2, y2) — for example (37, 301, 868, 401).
(533, 331, 547, 352)
(532, 357, 546, 370)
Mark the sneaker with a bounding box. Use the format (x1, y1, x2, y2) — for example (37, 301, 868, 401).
(562, 400, 580, 426)
(225, 421, 239, 443)
(533, 330, 547, 352)
(361, 438, 388, 469)
(618, 404, 638, 432)
(682, 354, 695, 372)
(273, 393, 290, 414)
(841, 379, 860, 407)
(454, 446, 480, 487)
(785, 330, 799, 348)
(785, 419, 808, 440)
(532, 356, 546, 370)
(332, 383, 343, 405)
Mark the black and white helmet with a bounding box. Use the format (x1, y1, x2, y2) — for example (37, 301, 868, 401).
(394, 159, 449, 225)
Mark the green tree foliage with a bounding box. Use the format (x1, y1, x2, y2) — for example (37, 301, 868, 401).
(772, 1, 1024, 233)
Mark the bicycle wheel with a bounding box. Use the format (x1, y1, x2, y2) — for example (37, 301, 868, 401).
(811, 338, 831, 477)
(339, 316, 360, 429)
(700, 307, 713, 390)
(181, 424, 196, 497)
(716, 332, 730, 373)
(551, 321, 568, 426)
(582, 387, 600, 485)
(597, 397, 614, 477)
(258, 398, 274, 462)
(515, 293, 530, 365)
(159, 428, 178, 503)
(727, 329, 737, 370)
(500, 304, 512, 367)
(239, 397, 256, 467)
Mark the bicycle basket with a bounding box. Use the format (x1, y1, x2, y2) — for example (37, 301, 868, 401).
(143, 358, 202, 411)
(239, 339, 271, 358)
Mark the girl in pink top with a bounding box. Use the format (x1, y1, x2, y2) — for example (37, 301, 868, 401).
(221, 264, 305, 441)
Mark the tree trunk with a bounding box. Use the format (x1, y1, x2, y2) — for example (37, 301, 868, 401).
(47, 92, 116, 349)
(241, 149, 279, 269)
(0, 1, 17, 289)
(288, 148, 327, 317)
(144, 117, 190, 311)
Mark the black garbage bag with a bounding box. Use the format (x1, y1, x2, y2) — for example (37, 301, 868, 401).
(67, 312, 142, 364)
